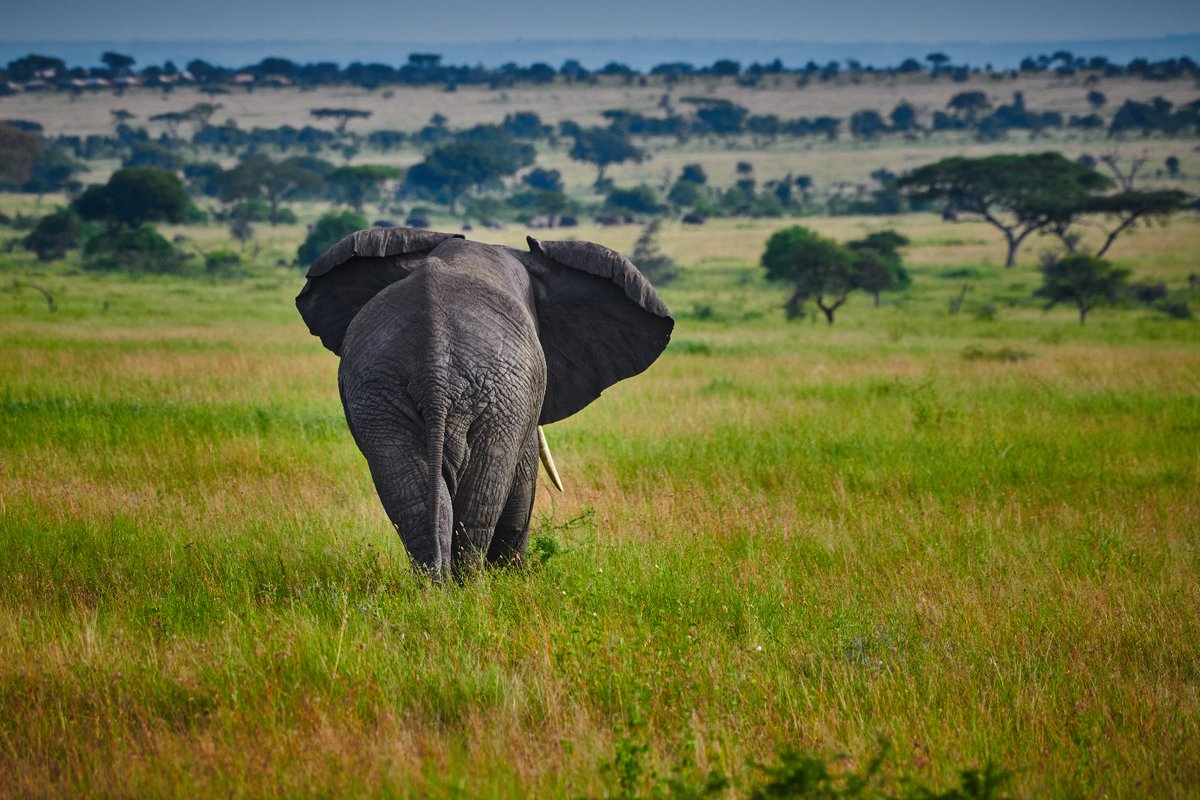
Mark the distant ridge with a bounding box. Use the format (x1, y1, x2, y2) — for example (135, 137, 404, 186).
(0, 35, 1197, 72)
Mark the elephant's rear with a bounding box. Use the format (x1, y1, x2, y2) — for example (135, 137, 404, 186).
(337, 258, 545, 577)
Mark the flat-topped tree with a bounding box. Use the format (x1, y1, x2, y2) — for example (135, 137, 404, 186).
(404, 128, 533, 214)
(947, 91, 991, 122)
(184, 102, 222, 132)
(569, 127, 645, 187)
(149, 111, 189, 141)
(1048, 189, 1191, 257)
(310, 107, 373, 134)
(100, 51, 135, 75)
(898, 153, 1112, 267)
(214, 154, 324, 225)
(326, 164, 403, 212)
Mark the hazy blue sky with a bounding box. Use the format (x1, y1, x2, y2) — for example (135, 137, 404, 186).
(3, 0, 1197, 42)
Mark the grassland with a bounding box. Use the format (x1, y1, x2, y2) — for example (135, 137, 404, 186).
(1, 200, 1198, 797)
(5, 72, 1199, 198)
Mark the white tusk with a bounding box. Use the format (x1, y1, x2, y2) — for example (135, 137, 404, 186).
(537, 426, 564, 492)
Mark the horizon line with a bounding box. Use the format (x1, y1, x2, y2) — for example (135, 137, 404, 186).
(2, 33, 1198, 46)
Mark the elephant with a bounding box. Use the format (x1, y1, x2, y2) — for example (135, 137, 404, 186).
(296, 227, 673, 579)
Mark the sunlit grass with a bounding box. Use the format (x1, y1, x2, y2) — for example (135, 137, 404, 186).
(1, 211, 1198, 796)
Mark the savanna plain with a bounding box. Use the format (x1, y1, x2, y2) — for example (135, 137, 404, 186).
(1, 76, 1199, 798)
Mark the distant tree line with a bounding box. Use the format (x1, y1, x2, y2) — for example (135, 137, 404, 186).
(2, 50, 1198, 95)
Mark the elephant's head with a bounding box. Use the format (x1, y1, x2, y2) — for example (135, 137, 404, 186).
(295, 226, 674, 424)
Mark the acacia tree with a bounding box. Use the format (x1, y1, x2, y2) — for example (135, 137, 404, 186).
(404, 135, 530, 214)
(215, 155, 324, 224)
(898, 153, 1112, 267)
(310, 107, 373, 134)
(947, 91, 991, 122)
(847, 231, 911, 306)
(1098, 150, 1147, 191)
(1035, 253, 1130, 324)
(761, 225, 857, 323)
(149, 111, 190, 141)
(101, 51, 136, 74)
(569, 127, 645, 186)
(1048, 189, 1190, 257)
(326, 164, 403, 212)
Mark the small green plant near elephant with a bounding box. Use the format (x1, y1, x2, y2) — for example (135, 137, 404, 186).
(529, 507, 597, 565)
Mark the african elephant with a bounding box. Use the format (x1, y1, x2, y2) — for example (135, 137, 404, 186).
(296, 227, 673, 578)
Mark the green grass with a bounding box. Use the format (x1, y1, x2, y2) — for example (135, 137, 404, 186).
(0, 213, 1198, 797)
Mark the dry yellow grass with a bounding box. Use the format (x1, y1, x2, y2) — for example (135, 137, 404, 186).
(4, 72, 1199, 193)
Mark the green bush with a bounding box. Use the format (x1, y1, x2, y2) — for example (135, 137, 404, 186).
(204, 249, 244, 278)
(82, 224, 192, 275)
(228, 199, 272, 222)
(296, 210, 368, 266)
(23, 207, 89, 261)
(606, 185, 664, 215)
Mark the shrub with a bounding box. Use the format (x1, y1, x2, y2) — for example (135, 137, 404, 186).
(23, 207, 87, 261)
(204, 249, 244, 278)
(605, 185, 664, 215)
(82, 225, 192, 274)
(1035, 253, 1129, 324)
(296, 210, 368, 266)
(73, 168, 190, 229)
(228, 199, 272, 222)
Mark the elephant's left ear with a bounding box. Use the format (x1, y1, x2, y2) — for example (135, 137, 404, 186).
(518, 236, 674, 424)
(296, 226, 463, 355)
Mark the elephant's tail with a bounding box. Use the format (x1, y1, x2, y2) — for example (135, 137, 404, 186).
(425, 398, 450, 577)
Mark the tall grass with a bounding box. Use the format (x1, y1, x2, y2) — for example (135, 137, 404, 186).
(0, 215, 1197, 797)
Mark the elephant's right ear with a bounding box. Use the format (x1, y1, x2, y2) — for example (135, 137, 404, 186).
(296, 227, 463, 355)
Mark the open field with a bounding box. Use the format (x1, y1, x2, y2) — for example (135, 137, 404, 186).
(4, 72, 1200, 199)
(6, 72, 1200, 136)
(1, 207, 1198, 796)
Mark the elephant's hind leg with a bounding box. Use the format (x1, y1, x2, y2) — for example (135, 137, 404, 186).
(487, 436, 539, 567)
(448, 432, 535, 576)
(351, 423, 453, 579)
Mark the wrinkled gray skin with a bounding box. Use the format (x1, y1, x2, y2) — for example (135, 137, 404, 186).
(296, 227, 672, 579)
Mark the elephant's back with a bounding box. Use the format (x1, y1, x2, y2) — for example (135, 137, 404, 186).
(339, 258, 545, 424)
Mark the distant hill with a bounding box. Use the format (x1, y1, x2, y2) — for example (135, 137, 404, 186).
(1, 35, 1197, 72)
